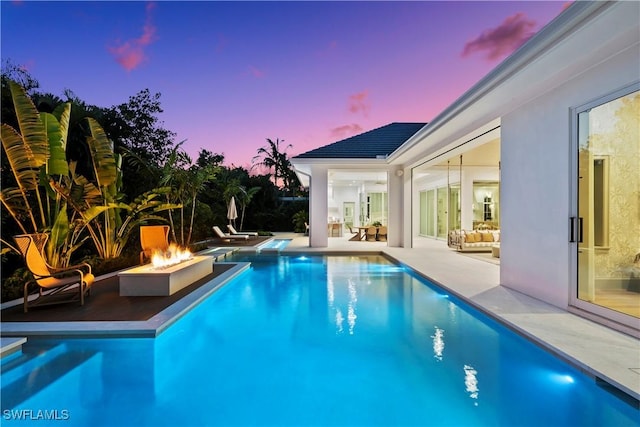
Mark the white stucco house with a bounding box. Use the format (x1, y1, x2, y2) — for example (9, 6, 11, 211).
(291, 1, 640, 337)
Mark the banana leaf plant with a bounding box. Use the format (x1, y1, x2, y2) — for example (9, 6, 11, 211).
(1, 81, 179, 265)
(58, 118, 180, 260)
(0, 80, 79, 266)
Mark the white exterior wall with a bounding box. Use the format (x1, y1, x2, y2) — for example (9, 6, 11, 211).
(500, 45, 639, 308)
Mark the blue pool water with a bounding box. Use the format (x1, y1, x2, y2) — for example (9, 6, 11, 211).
(2, 254, 638, 426)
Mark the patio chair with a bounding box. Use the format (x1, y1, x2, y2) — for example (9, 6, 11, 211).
(14, 233, 94, 313)
(227, 224, 258, 237)
(377, 226, 388, 242)
(366, 226, 377, 242)
(140, 225, 170, 264)
(347, 225, 362, 241)
(212, 226, 249, 242)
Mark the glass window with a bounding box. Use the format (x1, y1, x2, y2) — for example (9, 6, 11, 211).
(367, 192, 387, 225)
(449, 185, 461, 231)
(577, 89, 639, 319)
(472, 182, 500, 229)
(437, 187, 447, 238)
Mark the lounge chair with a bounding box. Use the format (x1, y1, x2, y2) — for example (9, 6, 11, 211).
(227, 224, 258, 237)
(366, 226, 377, 242)
(140, 225, 170, 264)
(212, 226, 249, 242)
(14, 233, 94, 313)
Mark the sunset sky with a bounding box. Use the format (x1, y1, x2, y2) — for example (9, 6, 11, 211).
(1, 1, 568, 168)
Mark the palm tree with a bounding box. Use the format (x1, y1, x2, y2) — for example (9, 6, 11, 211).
(223, 180, 260, 231)
(183, 164, 218, 245)
(252, 138, 292, 189)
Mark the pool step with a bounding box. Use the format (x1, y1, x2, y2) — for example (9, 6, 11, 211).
(1, 343, 69, 387)
(258, 238, 292, 253)
(198, 247, 239, 260)
(1, 347, 101, 411)
(0, 337, 27, 359)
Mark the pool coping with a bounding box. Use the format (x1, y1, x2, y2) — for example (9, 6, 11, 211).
(0, 337, 27, 358)
(0, 262, 250, 339)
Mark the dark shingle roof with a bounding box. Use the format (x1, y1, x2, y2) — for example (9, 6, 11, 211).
(293, 122, 426, 159)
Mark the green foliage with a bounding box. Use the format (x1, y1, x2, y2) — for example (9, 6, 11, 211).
(292, 210, 309, 233)
(1, 71, 311, 296)
(1, 267, 30, 302)
(0, 81, 178, 266)
(0, 80, 80, 266)
(103, 89, 176, 166)
(159, 143, 219, 246)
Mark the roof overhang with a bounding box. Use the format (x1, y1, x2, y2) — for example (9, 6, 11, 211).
(291, 158, 390, 188)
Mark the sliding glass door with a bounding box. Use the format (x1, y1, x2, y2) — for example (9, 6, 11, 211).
(575, 87, 639, 320)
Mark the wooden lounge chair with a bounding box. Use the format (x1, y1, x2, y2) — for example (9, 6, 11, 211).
(14, 233, 94, 313)
(140, 225, 170, 264)
(227, 224, 258, 237)
(212, 226, 249, 242)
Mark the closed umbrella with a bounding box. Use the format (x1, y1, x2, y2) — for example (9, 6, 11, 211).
(227, 196, 238, 227)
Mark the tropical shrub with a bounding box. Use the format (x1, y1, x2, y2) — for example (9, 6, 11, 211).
(292, 210, 309, 233)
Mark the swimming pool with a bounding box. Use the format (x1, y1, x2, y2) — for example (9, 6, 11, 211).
(2, 254, 637, 426)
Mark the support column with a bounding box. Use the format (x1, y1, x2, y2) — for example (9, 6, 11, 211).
(388, 169, 404, 247)
(309, 165, 329, 247)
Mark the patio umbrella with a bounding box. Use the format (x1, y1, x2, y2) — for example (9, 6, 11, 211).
(227, 196, 238, 227)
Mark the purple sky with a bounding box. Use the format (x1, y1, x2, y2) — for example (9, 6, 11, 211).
(2, 1, 568, 169)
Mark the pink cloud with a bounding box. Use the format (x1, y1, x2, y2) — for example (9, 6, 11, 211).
(461, 12, 537, 61)
(108, 1, 157, 72)
(348, 90, 370, 116)
(331, 124, 363, 139)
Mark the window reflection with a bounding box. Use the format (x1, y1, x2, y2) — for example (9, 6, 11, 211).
(463, 364, 479, 406)
(431, 326, 445, 361)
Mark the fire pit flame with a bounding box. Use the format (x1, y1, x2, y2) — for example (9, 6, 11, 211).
(151, 243, 192, 269)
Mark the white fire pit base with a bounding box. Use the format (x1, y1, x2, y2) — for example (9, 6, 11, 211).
(119, 256, 213, 296)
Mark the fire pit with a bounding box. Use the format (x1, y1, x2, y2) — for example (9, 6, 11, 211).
(119, 255, 214, 297)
